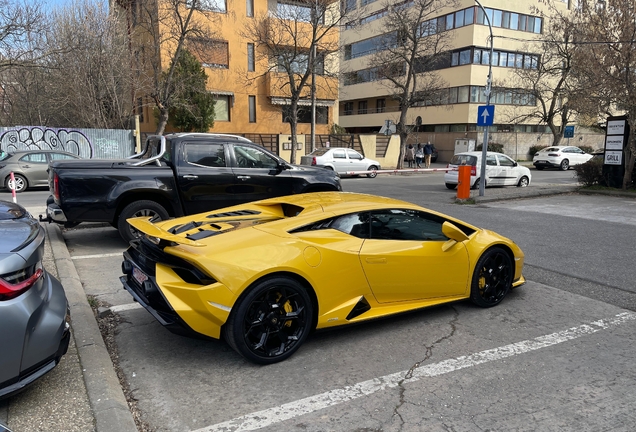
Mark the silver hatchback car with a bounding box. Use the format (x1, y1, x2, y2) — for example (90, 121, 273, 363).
(0, 149, 80, 193)
(0, 200, 70, 399)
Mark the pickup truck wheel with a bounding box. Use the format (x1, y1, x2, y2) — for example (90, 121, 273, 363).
(118, 201, 169, 243)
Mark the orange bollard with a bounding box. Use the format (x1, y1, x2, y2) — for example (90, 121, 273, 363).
(456, 165, 471, 200)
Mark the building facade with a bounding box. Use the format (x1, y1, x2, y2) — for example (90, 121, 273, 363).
(338, 0, 573, 135)
(115, 0, 339, 137)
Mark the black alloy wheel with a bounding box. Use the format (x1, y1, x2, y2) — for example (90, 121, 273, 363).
(470, 247, 513, 307)
(224, 277, 313, 364)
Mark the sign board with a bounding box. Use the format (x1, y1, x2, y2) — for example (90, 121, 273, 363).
(604, 151, 622, 165)
(605, 135, 624, 150)
(477, 105, 495, 126)
(563, 125, 574, 138)
(607, 120, 626, 136)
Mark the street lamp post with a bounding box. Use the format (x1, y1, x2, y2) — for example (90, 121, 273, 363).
(475, 0, 493, 197)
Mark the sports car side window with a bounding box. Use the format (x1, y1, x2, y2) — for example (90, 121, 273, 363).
(331, 213, 370, 238)
(368, 209, 448, 241)
(185, 143, 226, 167)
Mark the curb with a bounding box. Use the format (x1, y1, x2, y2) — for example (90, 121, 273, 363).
(45, 224, 138, 432)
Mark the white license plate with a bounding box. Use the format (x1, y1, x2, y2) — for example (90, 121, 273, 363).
(132, 266, 148, 285)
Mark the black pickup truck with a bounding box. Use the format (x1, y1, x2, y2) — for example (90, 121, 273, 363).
(43, 133, 342, 241)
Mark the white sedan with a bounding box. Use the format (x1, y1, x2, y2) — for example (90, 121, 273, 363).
(444, 151, 532, 189)
(533, 146, 593, 171)
(300, 147, 381, 178)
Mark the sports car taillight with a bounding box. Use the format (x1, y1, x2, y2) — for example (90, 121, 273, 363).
(0, 262, 44, 301)
(312, 157, 317, 166)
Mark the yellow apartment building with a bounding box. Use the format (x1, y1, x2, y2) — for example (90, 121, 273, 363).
(338, 0, 572, 135)
(114, 0, 339, 138)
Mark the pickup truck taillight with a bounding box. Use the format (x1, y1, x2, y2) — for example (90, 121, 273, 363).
(312, 157, 317, 166)
(0, 263, 43, 301)
(53, 173, 60, 201)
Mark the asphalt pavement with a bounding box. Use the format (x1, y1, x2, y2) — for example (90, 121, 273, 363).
(1, 179, 634, 432)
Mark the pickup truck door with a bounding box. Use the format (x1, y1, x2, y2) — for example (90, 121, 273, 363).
(230, 143, 295, 204)
(176, 142, 237, 214)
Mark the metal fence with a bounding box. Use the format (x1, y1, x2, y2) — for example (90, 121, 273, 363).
(0, 126, 135, 159)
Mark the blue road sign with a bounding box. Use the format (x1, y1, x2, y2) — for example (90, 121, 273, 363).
(564, 125, 575, 138)
(477, 105, 495, 126)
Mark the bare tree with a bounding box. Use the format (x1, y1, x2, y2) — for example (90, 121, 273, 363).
(369, 0, 456, 168)
(1, 0, 135, 129)
(131, 0, 221, 135)
(573, 0, 636, 189)
(241, 0, 355, 163)
(502, 2, 582, 146)
(0, 0, 48, 72)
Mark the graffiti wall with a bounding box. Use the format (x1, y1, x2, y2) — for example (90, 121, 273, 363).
(0, 126, 135, 159)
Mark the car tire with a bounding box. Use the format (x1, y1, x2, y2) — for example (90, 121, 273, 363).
(117, 200, 169, 243)
(535, 166, 544, 170)
(471, 178, 485, 190)
(517, 176, 529, 188)
(445, 183, 457, 190)
(367, 165, 378, 178)
(560, 159, 569, 170)
(470, 247, 513, 308)
(223, 276, 313, 364)
(5, 174, 27, 193)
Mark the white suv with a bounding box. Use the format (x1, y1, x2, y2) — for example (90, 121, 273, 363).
(444, 151, 532, 189)
(533, 146, 592, 171)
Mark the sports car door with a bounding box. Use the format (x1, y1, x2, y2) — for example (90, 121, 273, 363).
(359, 209, 470, 303)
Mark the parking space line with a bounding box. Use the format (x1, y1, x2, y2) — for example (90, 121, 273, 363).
(194, 312, 636, 432)
(71, 252, 122, 260)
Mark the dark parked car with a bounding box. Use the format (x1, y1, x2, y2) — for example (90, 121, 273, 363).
(44, 133, 342, 242)
(0, 200, 70, 399)
(0, 150, 80, 193)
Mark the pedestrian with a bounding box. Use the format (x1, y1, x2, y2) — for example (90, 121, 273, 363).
(415, 143, 424, 168)
(423, 141, 434, 168)
(405, 144, 415, 168)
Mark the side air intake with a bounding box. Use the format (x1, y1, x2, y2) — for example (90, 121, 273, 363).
(346, 296, 371, 320)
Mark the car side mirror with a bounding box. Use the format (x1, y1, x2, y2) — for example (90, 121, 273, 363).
(513, 162, 518, 167)
(441, 222, 469, 252)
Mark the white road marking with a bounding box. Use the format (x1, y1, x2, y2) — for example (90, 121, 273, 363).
(109, 303, 143, 313)
(71, 252, 123, 260)
(193, 312, 636, 432)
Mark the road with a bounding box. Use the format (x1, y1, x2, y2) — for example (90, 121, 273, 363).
(4, 168, 636, 432)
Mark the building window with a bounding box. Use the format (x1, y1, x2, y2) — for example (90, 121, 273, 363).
(247, 43, 255, 71)
(213, 95, 230, 121)
(248, 96, 256, 123)
(278, 51, 324, 74)
(358, 101, 368, 114)
(276, 0, 313, 22)
(343, 102, 353, 115)
(376, 99, 385, 113)
(188, 0, 227, 13)
(190, 38, 229, 69)
(282, 106, 328, 124)
(246, 0, 253, 17)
